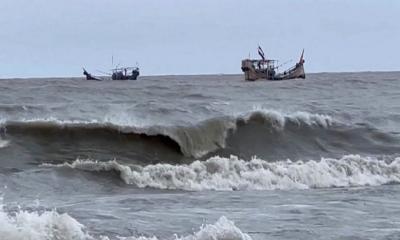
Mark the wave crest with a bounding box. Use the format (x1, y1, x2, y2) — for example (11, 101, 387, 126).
(44, 154, 400, 191)
(109, 216, 251, 240)
(0, 206, 89, 240)
(1, 109, 335, 158)
(239, 109, 333, 129)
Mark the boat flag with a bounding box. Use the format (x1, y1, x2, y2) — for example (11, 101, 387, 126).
(299, 49, 305, 64)
(258, 46, 266, 61)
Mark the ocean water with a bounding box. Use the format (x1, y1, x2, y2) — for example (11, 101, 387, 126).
(0, 72, 400, 239)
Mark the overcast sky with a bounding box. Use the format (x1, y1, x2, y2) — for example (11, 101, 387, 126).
(1, 0, 399, 77)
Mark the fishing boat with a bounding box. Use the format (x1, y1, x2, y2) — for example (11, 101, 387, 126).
(241, 47, 305, 81)
(83, 60, 140, 81)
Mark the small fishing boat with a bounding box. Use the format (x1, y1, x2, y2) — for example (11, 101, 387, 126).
(83, 60, 140, 81)
(83, 67, 140, 81)
(241, 47, 305, 81)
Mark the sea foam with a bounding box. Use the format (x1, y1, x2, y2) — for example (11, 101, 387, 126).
(44, 154, 400, 191)
(0, 200, 250, 240)
(0, 205, 89, 240)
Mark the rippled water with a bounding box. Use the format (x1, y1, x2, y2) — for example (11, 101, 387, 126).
(0, 72, 400, 239)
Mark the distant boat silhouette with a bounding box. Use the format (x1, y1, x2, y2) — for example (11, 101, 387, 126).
(82, 66, 140, 81)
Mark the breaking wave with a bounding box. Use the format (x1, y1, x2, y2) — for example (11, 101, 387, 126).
(43, 154, 400, 191)
(1, 109, 333, 158)
(0, 204, 90, 240)
(0, 201, 250, 240)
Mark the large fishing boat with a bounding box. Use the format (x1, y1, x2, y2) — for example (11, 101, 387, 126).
(241, 47, 305, 81)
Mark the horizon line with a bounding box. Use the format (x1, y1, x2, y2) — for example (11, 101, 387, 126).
(1, 69, 400, 80)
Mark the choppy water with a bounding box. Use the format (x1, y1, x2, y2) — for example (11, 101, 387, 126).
(1, 72, 400, 239)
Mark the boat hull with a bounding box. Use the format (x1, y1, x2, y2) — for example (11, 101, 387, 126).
(83, 68, 102, 81)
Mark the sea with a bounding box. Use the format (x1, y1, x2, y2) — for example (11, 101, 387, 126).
(0, 72, 400, 240)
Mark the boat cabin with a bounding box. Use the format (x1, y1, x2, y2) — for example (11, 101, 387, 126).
(111, 67, 140, 80)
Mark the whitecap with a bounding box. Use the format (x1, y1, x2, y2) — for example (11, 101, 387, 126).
(44, 154, 400, 191)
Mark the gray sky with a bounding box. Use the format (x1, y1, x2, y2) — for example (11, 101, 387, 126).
(1, 0, 399, 77)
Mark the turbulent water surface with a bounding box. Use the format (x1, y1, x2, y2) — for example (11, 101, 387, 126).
(1, 72, 400, 239)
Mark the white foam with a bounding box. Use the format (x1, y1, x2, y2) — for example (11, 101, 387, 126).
(44, 154, 400, 191)
(0, 199, 250, 240)
(103, 216, 251, 240)
(0, 205, 90, 240)
(178, 216, 252, 240)
(241, 108, 334, 129)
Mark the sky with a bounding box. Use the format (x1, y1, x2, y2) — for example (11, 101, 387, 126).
(0, 0, 399, 78)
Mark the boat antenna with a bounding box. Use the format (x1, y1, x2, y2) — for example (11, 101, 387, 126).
(111, 55, 114, 68)
(96, 70, 112, 76)
(276, 59, 293, 69)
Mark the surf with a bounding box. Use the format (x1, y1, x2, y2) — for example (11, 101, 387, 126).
(43, 154, 400, 191)
(0, 198, 250, 240)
